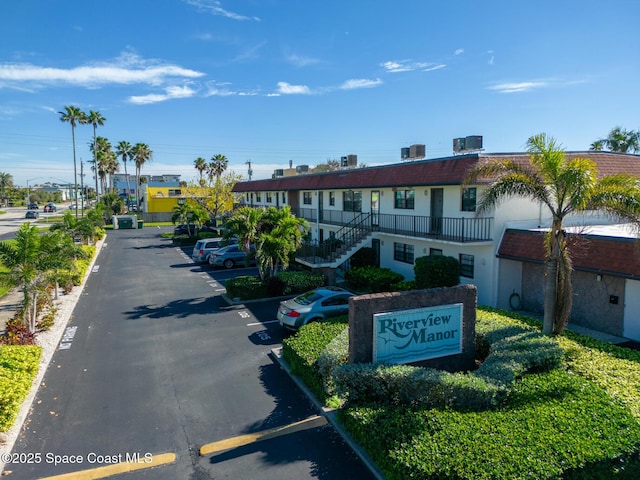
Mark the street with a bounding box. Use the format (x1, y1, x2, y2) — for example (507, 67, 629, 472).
(5, 228, 375, 479)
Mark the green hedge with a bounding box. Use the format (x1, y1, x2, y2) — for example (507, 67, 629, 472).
(283, 307, 640, 479)
(225, 276, 268, 301)
(344, 265, 404, 293)
(414, 254, 460, 289)
(0, 346, 41, 431)
(225, 271, 326, 301)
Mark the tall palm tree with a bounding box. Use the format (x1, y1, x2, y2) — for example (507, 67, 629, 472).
(465, 133, 640, 335)
(208, 154, 228, 184)
(59, 105, 88, 219)
(194, 157, 207, 186)
(92, 136, 115, 195)
(132, 143, 152, 211)
(0, 223, 42, 331)
(115, 141, 133, 206)
(593, 127, 640, 153)
(86, 110, 106, 201)
(0, 172, 14, 206)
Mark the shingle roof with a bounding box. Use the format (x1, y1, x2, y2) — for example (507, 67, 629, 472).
(232, 151, 640, 193)
(498, 229, 640, 279)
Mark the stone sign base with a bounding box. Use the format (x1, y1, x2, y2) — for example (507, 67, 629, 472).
(349, 285, 477, 372)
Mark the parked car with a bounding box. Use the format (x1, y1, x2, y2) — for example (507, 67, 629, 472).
(25, 210, 39, 219)
(27, 202, 38, 210)
(277, 287, 355, 331)
(208, 244, 255, 269)
(68, 203, 79, 210)
(191, 238, 236, 263)
(43, 202, 57, 212)
(173, 224, 199, 236)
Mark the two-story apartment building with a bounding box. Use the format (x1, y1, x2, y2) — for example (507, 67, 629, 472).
(232, 151, 640, 340)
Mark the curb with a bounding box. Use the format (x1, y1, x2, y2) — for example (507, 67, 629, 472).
(269, 347, 385, 480)
(0, 236, 106, 473)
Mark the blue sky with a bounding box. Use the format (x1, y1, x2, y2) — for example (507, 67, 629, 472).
(1, 0, 638, 187)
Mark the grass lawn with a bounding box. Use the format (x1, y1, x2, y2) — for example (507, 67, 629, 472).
(283, 308, 640, 479)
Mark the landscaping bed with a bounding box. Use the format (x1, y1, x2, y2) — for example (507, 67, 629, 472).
(282, 308, 640, 479)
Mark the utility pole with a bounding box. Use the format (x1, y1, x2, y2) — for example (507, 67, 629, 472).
(245, 160, 253, 181)
(80, 160, 85, 215)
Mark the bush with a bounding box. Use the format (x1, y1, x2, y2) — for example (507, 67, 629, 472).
(414, 255, 460, 289)
(225, 276, 268, 301)
(0, 345, 41, 431)
(277, 271, 326, 295)
(282, 318, 349, 402)
(345, 265, 404, 293)
(1, 317, 36, 345)
(350, 247, 377, 269)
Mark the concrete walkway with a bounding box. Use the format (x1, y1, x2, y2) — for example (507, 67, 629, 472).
(0, 288, 23, 333)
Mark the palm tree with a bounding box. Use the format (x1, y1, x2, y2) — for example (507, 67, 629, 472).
(256, 206, 308, 278)
(171, 203, 197, 236)
(0, 223, 42, 331)
(194, 157, 207, 186)
(132, 143, 152, 211)
(39, 230, 86, 299)
(0, 172, 14, 206)
(115, 141, 133, 207)
(465, 133, 640, 335)
(593, 127, 640, 153)
(86, 110, 106, 201)
(208, 154, 228, 184)
(59, 105, 88, 219)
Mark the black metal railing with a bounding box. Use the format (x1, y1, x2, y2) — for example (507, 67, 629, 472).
(291, 207, 493, 243)
(296, 213, 373, 265)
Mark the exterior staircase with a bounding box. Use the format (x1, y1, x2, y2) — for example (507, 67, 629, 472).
(295, 213, 373, 269)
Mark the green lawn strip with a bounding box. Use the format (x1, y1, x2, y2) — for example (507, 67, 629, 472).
(284, 307, 640, 479)
(0, 346, 41, 431)
(339, 369, 640, 479)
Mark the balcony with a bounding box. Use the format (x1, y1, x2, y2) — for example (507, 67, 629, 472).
(290, 208, 493, 243)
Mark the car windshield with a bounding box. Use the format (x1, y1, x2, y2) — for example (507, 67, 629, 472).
(293, 291, 323, 306)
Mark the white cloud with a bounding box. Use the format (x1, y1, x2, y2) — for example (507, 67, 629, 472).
(454, 48, 464, 55)
(183, 0, 260, 21)
(128, 85, 197, 104)
(381, 60, 445, 73)
(488, 81, 548, 93)
(276, 82, 312, 95)
(286, 54, 321, 68)
(339, 78, 383, 90)
(0, 51, 205, 89)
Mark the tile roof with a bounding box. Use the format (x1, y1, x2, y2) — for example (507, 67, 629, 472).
(498, 229, 640, 279)
(232, 151, 640, 192)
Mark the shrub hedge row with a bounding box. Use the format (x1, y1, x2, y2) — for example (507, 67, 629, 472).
(0, 346, 41, 431)
(225, 271, 326, 301)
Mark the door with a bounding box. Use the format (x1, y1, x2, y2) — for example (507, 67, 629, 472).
(371, 238, 381, 267)
(624, 280, 640, 341)
(318, 191, 324, 223)
(430, 188, 443, 235)
(371, 191, 380, 227)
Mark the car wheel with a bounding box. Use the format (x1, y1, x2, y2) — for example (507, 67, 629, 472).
(223, 259, 234, 269)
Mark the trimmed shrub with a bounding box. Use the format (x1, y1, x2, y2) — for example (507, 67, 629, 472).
(317, 326, 349, 395)
(0, 345, 41, 430)
(225, 276, 268, 301)
(414, 255, 460, 289)
(277, 271, 326, 295)
(350, 247, 377, 269)
(345, 265, 404, 293)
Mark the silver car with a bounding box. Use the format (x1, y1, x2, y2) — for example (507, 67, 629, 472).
(208, 244, 255, 269)
(191, 238, 228, 263)
(277, 287, 354, 331)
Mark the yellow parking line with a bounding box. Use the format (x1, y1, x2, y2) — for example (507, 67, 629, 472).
(200, 415, 328, 456)
(39, 452, 176, 480)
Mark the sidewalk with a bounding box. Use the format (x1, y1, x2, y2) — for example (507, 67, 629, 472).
(0, 287, 23, 333)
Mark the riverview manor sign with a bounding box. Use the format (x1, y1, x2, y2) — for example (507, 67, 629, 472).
(349, 285, 476, 372)
(373, 304, 463, 364)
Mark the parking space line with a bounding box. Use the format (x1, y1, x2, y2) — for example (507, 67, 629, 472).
(200, 415, 327, 456)
(40, 452, 176, 479)
(247, 320, 279, 326)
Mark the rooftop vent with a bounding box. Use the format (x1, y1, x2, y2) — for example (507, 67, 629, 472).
(453, 135, 483, 154)
(401, 144, 426, 160)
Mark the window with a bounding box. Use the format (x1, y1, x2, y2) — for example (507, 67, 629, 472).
(329, 191, 335, 206)
(461, 187, 476, 212)
(282, 192, 286, 204)
(266, 192, 272, 203)
(430, 248, 443, 256)
(168, 189, 182, 196)
(303, 192, 312, 205)
(343, 191, 362, 212)
(394, 189, 415, 209)
(459, 254, 474, 278)
(256, 192, 262, 202)
(246, 193, 250, 202)
(394, 242, 414, 264)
